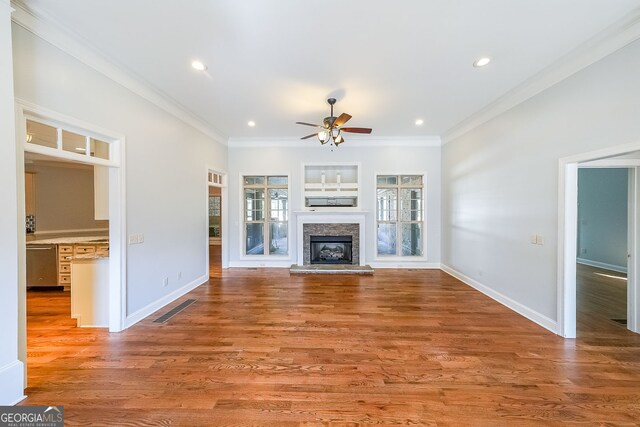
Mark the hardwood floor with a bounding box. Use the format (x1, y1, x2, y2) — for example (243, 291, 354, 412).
(576, 263, 627, 335)
(22, 264, 640, 426)
(209, 243, 222, 277)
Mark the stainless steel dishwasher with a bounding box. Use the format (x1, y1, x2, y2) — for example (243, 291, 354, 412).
(26, 244, 58, 287)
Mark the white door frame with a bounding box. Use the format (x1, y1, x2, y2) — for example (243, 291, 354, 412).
(558, 142, 640, 338)
(207, 169, 228, 269)
(16, 101, 127, 382)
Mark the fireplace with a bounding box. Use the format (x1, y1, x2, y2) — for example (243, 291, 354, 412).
(296, 214, 365, 266)
(310, 235, 353, 265)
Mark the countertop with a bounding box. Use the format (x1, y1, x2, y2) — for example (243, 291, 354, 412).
(27, 236, 109, 245)
(70, 253, 110, 260)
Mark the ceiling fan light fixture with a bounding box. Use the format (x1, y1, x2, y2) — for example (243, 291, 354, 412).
(318, 130, 329, 144)
(297, 98, 372, 147)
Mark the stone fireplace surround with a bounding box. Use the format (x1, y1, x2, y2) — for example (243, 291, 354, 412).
(295, 212, 366, 266)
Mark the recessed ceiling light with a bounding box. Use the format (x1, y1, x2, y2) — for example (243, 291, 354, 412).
(415, 119, 424, 126)
(191, 60, 207, 71)
(247, 121, 256, 127)
(75, 147, 86, 152)
(473, 57, 491, 68)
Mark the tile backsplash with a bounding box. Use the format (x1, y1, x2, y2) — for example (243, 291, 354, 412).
(26, 215, 36, 233)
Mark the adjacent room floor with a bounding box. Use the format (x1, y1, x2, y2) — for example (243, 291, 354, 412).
(21, 263, 640, 425)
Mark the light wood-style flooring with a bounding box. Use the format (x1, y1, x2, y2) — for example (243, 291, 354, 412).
(21, 258, 640, 425)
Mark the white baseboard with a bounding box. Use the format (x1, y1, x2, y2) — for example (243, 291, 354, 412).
(440, 264, 558, 334)
(369, 261, 441, 269)
(0, 360, 26, 405)
(125, 273, 208, 328)
(577, 258, 627, 274)
(228, 261, 293, 268)
(227, 261, 442, 269)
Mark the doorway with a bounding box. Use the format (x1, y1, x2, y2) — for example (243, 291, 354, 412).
(558, 145, 640, 338)
(24, 152, 110, 325)
(16, 102, 127, 386)
(207, 170, 226, 276)
(576, 168, 629, 334)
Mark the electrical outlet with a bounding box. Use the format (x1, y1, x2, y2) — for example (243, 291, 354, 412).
(163, 277, 168, 287)
(177, 271, 182, 280)
(137, 233, 144, 243)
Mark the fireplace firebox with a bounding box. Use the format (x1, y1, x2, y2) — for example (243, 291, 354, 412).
(310, 235, 353, 265)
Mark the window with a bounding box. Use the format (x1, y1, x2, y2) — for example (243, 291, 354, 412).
(26, 118, 113, 161)
(243, 175, 288, 256)
(376, 175, 424, 257)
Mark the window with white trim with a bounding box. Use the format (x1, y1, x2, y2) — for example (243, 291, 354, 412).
(25, 118, 114, 162)
(376, 175, 424, 256)
(244, 175, 288, 256)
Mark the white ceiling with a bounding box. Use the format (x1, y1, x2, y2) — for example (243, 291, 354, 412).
(16, 0, 640, 140)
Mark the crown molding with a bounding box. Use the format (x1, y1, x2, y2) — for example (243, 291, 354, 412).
(442, 6, 640, 144)
(227, 135, 442, 149)
(10, 0, 229, 145)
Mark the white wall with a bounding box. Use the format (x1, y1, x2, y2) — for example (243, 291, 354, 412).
(442, 39, 640, 329)
(11, 24, 228, 316)
(227, 142, 441, 267)
(26, 163, 108, 234)
(0, 0, 25, 405)
(578, 168, 628, 272)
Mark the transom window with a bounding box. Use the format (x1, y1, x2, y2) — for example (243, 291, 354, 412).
(376, 175, 424, 257)
(25, 118, 114, 163)
(243, 175, 288, 256)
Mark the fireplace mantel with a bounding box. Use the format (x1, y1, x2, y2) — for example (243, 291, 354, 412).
(294, 211, 366, 266)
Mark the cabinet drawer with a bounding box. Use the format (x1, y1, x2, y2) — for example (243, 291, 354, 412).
(59, 253, 72, 261)
(58, 245, 73, 254)
(74, 245, 96, 254)
(59, 262, 71, 273)
(59, 274, 71, 284)
(96, 245, 109, 257)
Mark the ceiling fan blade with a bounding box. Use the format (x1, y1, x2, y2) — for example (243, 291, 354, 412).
(296, 121, 322, 127)
(334, 113, 352, 127)
(301, 133, 317, 140)
(341, 127, 372, 134)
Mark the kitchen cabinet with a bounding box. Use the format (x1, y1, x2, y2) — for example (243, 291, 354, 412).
(94, 165, 109, 220)
(70, 258, 109, 327)
(58, 242, 109, 291)
(25, 172, 36, 215)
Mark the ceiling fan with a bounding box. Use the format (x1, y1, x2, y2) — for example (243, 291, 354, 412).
(296, 98, 372, 147)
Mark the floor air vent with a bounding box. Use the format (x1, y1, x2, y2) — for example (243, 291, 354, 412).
(154, 299, 196, 323)
(611, 318, 627, 326)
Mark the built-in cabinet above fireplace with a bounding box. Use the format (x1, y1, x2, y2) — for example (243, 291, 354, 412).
(303, 163, 360, 209)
